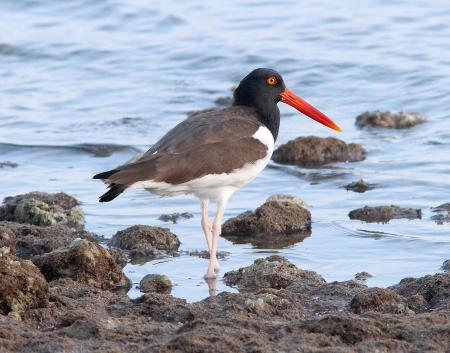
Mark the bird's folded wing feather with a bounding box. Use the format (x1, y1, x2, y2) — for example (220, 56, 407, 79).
(107, 107, 268, 186)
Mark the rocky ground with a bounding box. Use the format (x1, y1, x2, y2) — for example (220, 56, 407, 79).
(1, 192, 449, 353)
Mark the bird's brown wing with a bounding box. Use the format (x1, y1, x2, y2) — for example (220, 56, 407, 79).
(105, 106, 268, 186)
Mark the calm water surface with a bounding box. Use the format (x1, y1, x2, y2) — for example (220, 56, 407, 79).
(1, 0, 449, 301)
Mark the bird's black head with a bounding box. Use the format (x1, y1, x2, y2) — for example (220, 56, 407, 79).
(233, 68, 342, 141)
(234, 68, 286, 108)
(233, 68, 286, 139)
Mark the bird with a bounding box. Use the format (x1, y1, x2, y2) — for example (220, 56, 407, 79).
(94, 68, 341, 279)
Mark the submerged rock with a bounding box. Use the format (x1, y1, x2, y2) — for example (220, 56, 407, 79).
(344, 179, 376, 193)
(272, 136, 366, 166)
(0, 192, 84, 229)
(349, 288, 402, 314)
(348, 205, 421, 223)
(140, 274, 172, 294)
(0, 250, 48, 319)
(33, 239, 130, 292)
(354, 271, 373, 281)
(109, 225, 180, 263)
(0, 161, 18, 168)
(355, 111, 426, 129)
(186, 250, 230, 259)
(158, 212, 193, 224)
(431, 203, 450, 225)
(222, 200, 311, 238)
(224, 256, 325, 292)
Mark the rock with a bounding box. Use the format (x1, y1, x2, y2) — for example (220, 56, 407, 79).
(222, 200, 311, 237)
(33, 239, 130, 292)
(272, 136, 366, 166)
(355, 111, 426, 129)
(343, 179, 376, 193)
(0, 224, 16, 254)
(0, 221, 102, 259)
(442, 260, 450, 272)
(349, 288, 402, 314)
(390, 272, 450, 311)
(214, 96, 233, 106)
(431, 203, 450, 224)
(131, 293, 193, 322)
(158, 212, 193, 224)
(0, 161, 18, 168)
(354, 271, 373, 281)
(0, 251, 48, 319)
(109, 225, 180, 263)
(186, 250, 230, 260)
(348, 205, 421, 223)
(140, 274, 172, 294)
(266, 193, 308, 208)
(224, 256, 325, 292)
(0, 192, 84, 229)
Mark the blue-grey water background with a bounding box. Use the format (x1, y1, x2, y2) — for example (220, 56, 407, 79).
(1, 0, 449, 301)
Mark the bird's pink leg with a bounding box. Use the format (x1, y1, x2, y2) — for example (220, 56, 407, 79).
(205, 198, 227, 278)
(200, 199, 212, 253)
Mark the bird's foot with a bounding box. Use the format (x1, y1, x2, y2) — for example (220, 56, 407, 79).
(204, 271, 217, 279)
(213, 261, 220, 274)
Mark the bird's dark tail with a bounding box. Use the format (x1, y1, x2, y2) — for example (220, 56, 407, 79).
(93, 169, 119, 180)
(93, 169, 126, 202)
(99, 183, 127, 202)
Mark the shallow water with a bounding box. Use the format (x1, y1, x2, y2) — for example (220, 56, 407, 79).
(1, 0, 449, 302)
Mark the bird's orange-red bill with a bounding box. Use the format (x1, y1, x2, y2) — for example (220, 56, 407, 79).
(280, 88, 342, 132)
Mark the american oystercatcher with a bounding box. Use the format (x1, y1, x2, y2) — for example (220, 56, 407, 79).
(94, 68, 341, 278)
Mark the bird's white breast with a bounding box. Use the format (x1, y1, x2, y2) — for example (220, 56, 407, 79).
(132, 126, 274, 201)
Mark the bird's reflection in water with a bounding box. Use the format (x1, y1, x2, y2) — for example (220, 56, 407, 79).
(204, 277, 217, 297)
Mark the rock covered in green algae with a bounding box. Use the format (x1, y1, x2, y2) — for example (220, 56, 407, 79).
(0, 248, 48, 320)
(33, 239, 131, 292)
(224, 255, 325, 292)
(272, 136, 366, 166)
(355, 111, 426, 129)
(0, 191, 84, 229)
(139, 274, 172, 294)
(109, 225, 180, 263)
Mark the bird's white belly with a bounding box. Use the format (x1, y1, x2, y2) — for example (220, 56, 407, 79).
(131, 126, 274, 201)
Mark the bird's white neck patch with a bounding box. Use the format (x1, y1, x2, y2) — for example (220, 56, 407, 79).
(252, 125, 274, 151)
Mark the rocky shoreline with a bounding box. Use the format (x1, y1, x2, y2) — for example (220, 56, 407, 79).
(0, 191, 449, 352)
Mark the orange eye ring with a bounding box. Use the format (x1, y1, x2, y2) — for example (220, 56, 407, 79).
(266, 76, 277, 86)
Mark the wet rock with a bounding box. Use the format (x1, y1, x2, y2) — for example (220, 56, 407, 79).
(0, 250, 48, 319)
(140, 274, 172, 294)
(348, 205, 421, 223)
(431, 203, 450, 224)
(224, 256, 325, 292)
(272, 136, 366, 166)
(442, 259, 450, 272)
(390, 272, 450, 310)
(349, 288, 402, 314)
(109, 225, 180, 263)
(0, 161, 18, 168)
(214, 96, 233, 106)
(131, 293, 193, 322)
(222, 200, 311, 238)
(0, 221, 102, 259)
(0, 191, 84, 229)
(344, 179, 376, 193)
(158, 212, 193, 224)
(355, 111, 426, 129)
(33, 239, 131, 292)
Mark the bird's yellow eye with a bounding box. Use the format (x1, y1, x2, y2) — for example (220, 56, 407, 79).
(266, 76, 277, 86)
